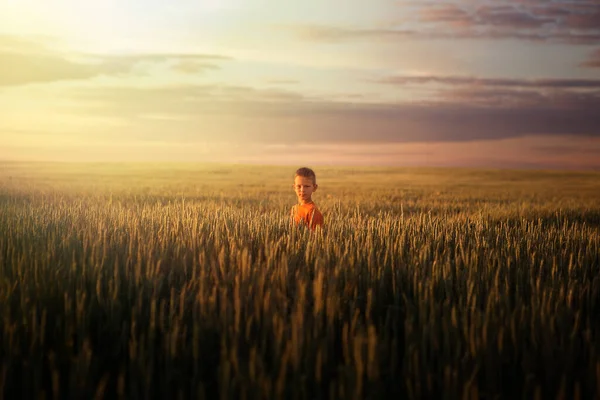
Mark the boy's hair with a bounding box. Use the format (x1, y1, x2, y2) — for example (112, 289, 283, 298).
(295, 167, 317, 184)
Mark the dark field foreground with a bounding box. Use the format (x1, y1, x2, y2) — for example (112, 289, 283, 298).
(1, 162, 600, 399)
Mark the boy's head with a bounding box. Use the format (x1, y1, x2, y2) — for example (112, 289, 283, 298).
(293, 167, 318, 204)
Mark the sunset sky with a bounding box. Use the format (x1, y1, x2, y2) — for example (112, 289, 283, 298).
(1, 0, 599, 169)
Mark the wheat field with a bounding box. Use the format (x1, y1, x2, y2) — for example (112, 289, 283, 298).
(1, 162, 599, 399)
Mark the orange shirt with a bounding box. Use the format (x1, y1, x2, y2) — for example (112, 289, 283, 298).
(291, 202, 324, 230)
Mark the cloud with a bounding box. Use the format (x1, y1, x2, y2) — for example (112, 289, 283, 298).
(419, 4, 473, 26)
(580, 48, 600, 68)
(287, 24, 416, 42)
(265, 79, 300, 85)
(371, 74, 600, 110)
(423, 2, 600, 44)
(0, 52, 104, 86)
(58, 80, 600, 145)
(372, 75, 600, 89)
(5, 133, 598, 170)
(286, 2, 600, 45)
(167, 60, 222, 74)
(532, 144, 600, 157)
(473, 5, 556, 28)
(242, 136, 600, 170)
(286, 23, 600, 46)
(0, 34, 57, 54)
(563, 6, 600, 30)
(417, 3, 555, 29)
(0, 35, 230, 86)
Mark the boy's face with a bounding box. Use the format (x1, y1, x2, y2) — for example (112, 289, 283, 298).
(293, 175, 317, 204)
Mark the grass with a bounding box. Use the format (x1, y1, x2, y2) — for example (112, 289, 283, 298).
(1, 162, 599, 399)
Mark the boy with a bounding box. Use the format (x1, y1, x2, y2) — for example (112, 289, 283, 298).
(290, 167, 324, 230)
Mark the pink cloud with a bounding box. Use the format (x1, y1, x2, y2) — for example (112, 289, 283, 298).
(580, 48, 600, 69)
(4, 136, 599, 170)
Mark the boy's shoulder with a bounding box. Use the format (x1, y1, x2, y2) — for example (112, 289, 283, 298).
(305, 203, 323, 219)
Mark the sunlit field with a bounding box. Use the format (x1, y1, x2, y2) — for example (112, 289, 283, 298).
(1, 162, 599, 399)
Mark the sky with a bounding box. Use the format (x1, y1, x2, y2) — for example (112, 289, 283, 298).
(1, 0, 599, 169)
